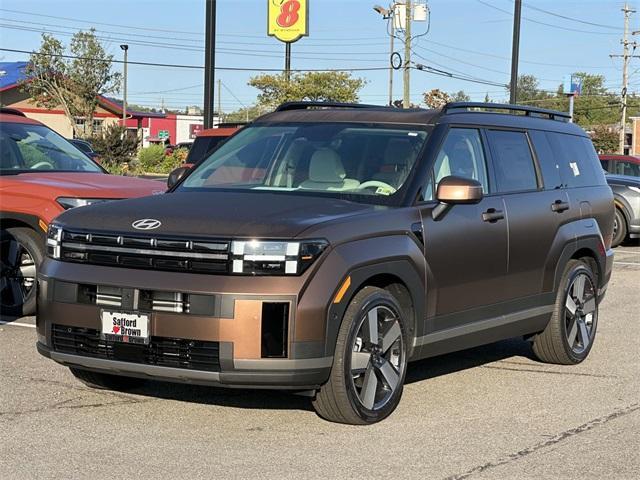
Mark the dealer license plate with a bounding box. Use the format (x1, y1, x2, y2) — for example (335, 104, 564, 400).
(101, 310, 150, 344)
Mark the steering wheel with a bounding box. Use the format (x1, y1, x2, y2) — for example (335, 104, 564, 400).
(358, 180, 397, 194)
(30, 161, 55, 170)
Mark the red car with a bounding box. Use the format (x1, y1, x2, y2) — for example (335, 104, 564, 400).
(0, 108, 164, 316)
(183, 126, 241, 168)
(599, 154, 640, 178)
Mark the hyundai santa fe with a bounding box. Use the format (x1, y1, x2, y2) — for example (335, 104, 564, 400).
(37, 102, 614, 424)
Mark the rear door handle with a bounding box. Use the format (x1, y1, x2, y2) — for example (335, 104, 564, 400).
(551, 200, 570, 213)
(482, 208, 505, 223)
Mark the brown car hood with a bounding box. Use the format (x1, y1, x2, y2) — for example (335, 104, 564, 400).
(54, 191, 378, 238)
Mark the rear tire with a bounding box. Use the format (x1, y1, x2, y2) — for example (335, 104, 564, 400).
(0, 227, 42, 316)
(312, 286, 408, 425)
(69, 367, 146, 391)
(612, 208, 627, 247)
(532, 260, 598, 365)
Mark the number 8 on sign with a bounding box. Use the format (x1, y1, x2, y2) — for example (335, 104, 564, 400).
(277, 0, 300, 28)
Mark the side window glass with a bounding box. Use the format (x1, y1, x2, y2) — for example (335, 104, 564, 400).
(528, 130, 562, 190)
(615, 160, 640, 177)
(546, 133, 600, 187)
(599, 159, 609, 172)
(486, 130, 538, 193)
(425, 128, 488, 200)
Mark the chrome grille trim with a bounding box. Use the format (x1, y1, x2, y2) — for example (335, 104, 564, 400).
(62, 242, 228, 260)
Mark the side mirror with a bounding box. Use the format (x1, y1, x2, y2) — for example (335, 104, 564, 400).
(436, 176, 483, 204)
(167, 166, 191, 189)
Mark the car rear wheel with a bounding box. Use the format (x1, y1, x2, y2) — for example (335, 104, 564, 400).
(612, 208, 627, 247)
(0, 227, 42, 316)
(69, 367, 146, 391)
(532, 259, 598, 365)
(312, 286, 408, 424)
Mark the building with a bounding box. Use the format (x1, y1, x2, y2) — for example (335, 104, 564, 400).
(0, 62, 208, 146)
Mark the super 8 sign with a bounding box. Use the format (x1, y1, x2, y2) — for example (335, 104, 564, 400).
(268, 0, 308, 43)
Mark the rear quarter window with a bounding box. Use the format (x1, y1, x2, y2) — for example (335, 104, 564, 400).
(528, 130, 563, 190)
(545, 132, 605, 188)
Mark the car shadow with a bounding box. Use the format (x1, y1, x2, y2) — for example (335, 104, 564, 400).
(124, 337, 537, 411)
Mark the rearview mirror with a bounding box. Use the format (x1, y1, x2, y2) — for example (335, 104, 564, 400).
(167, 166, 191, 189)
(436, 176, 483, 204)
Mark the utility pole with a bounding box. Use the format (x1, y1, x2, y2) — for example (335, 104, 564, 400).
(204, 0, 217, 129)
(373, 4, 396, 106)
(403, 1, 411, 108)
(509, 0, 522, 104)
(610, 4, 637, 154)
(217, 79, 222, 124)
(285, 43, 292, 82)
(120, 44, 128, 125)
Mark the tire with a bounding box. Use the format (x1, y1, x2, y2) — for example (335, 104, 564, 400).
(0, 227, 43, 316)
(532, 259, 598, 365)
(69, 367, 146, 391)
(312, 286, 408, 425)
(612, 208, 627, 248)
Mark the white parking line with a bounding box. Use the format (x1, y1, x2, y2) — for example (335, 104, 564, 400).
(0, 320, 35, 329)
(614, 261, 640, 266)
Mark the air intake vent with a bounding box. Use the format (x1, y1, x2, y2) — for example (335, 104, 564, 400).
(96, 286, 122, 308)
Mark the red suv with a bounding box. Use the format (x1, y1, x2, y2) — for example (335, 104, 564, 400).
(0, 109, 164, 316)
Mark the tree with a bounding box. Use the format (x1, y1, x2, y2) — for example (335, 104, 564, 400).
(450, 90, 471, 102)
(249, 71, 366, 109)
(21, 31, 121, 138)
(90, 124, 138, 172)
(590, 125, 619, 154)
(423, 88, 451, 108)
(223, 104, 267, 123)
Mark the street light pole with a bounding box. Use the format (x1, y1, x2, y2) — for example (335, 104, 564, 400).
(373, 4, 396, 106)
(120, 44, 128, 126)
(509, 0, 522, 104)
(204, 0, 217, 129)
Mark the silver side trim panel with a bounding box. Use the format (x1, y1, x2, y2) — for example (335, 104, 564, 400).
(413, 305, 554, 348)
(233, 357, 334, 370)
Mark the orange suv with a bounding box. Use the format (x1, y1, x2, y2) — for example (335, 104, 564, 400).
(0, 108, 163, 316)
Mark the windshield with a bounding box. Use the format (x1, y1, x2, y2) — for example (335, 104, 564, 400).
(0, 122, 102, 174)
(179, 123, 428, 203)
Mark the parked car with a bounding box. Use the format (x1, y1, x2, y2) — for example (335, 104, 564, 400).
(68, 138, 101, 163)
(182, 126, 241, 167)
(37, 102, 613, 424)
(606, 174, 640, 246)
(0, 108, 164, 316)
(599, 154, 640, 178)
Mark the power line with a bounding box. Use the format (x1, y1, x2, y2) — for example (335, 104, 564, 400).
(0, 47, 391, 72)
(475, 0, 620, 36)
(521, 2, 620, 31)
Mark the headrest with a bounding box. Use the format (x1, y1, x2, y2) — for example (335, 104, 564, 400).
(308, 148, 346, 183)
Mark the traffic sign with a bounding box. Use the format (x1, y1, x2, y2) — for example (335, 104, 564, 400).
(158, 130, 169, 139)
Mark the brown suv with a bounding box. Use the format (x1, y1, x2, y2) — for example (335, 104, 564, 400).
(37, 102, 614, 424)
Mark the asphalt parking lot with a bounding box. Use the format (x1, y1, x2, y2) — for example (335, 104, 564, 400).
(1, 244, 638, 480)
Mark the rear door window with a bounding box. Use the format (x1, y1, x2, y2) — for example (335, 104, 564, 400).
(545, 133, 603, 187)
(486, 130, 539, 193)
(611, 159, 640, 177)
(528, 130, 563, 190)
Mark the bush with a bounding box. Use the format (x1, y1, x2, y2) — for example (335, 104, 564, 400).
(137, 146, 186, 174)
(91, 124, 139, 172)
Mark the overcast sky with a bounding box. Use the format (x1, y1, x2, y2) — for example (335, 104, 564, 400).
(0, 0, 636, 111)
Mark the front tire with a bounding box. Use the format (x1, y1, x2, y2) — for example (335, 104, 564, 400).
(0, 227, 42, 316)
(312, 286, 408, 424)
(532, 260, 598, 365)
(69, 367, 146, 391)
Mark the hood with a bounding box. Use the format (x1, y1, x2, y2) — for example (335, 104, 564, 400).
(606, 174, 640, 188)
(54, 191, 377, 238)
(6, 172, 165, 198)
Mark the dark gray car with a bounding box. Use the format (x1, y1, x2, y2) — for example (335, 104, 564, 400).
(607, 174, 640, 246)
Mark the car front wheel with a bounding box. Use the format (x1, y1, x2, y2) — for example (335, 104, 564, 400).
(312, 286, 408, 424)
(0, 227, 42, 316)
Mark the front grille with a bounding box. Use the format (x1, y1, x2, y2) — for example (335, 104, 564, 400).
(52, 324, 221, 372)
(57, 230, 230, 275)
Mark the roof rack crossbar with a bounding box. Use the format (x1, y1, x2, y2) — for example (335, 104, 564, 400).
(275, 101, 383, 112)
(442, 102, 571, 122)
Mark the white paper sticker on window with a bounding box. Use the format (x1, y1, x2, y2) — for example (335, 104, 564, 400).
(569, 162, 580, 177)
(408, 132, 418, 136)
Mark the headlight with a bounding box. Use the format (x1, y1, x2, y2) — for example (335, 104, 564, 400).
(231, 239, 328, 275)
(56, 197, 111, 210)
(628, 186, 640, 194)
(46, 224, 63, 259)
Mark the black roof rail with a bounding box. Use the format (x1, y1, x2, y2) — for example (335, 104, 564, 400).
(442, 102, 571, 122)
(275, 101, 384, 112)
(0, 107, 26, 117)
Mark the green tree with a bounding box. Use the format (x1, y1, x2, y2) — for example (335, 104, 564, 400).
(21, 30, 121, 138)
(450, 90, 471, 102)
(90, 124, 139, 173)
(223, 104, 266, 123)
(590, 125, 619, 153)
(249, 71, 366, 109)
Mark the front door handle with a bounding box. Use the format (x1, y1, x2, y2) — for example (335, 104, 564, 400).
(551, 200, 570, 213)
(482, 208, 505, 223)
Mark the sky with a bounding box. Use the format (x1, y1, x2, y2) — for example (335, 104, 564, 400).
(0, 0, 638, 113)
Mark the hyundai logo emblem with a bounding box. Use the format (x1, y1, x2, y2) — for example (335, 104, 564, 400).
(131, 218, 162, 230)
